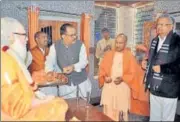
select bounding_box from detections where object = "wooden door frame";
[39,15,81,39]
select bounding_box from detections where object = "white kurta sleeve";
[74,44,88,72]
[45,44,62,73]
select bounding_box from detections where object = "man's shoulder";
[74,40,85,48]
[1,46,16,65]
[104,50,114,57]
[30,46,39,53]
[54,40,62,45]
[174,33,180,42]
[152,36,159,41]
[124,48,134,56]
[1,49,8,58]
[171,33,180,46]
[98,38,104,42]
[97,39,104,44]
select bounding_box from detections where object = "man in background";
[96,28,114,65]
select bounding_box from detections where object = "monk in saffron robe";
[29,31,67,85]
[29,31,50,83]
[99,33,149,121]
[29,31,68,96]
[1,17,68,121]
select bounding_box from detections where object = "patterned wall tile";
[154,0,180,13]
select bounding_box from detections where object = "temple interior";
[1,0,180,121]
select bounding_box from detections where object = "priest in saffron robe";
[29,31,68,96]
[98,33,149,121]
[1,17,68,121]
[29,31,50,83]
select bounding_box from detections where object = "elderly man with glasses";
[1,17,68,121]
[142,14,180,121]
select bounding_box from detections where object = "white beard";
[11,40,27,62]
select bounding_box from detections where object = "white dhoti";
[150,93,178,121]
[100,52,130,121]
[58,78,92,99]
[101,82,130,121]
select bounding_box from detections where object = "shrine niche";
[143,21,156,49]
[136,21,156,52]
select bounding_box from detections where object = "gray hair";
[157,14,175,25]
[1,17,23,46]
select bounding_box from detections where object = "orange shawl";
[98,48,149,116]
[29,46,49,73]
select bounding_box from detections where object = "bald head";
[115,33,127,52]
[1,17,27,46]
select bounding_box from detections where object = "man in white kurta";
[45,23,91,99]
[96,28,115,65]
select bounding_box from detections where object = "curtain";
[28,6,40,49]
[80,13,92,72]
[80,13,91,56]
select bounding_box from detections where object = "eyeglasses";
[65,34,77,38]
[13,32,28,40]
[156,24,172,27]
[13,32,27,36]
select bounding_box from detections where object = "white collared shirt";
[157,36,166,52]
[45,43,88,73]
